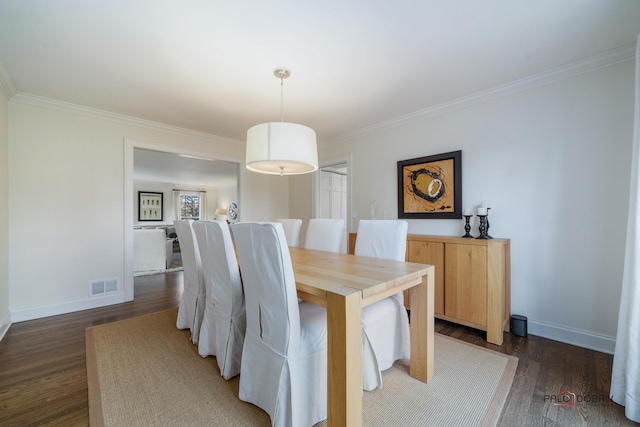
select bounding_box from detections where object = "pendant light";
[245,67,318,176]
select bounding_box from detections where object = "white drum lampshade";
[246,122,318,175]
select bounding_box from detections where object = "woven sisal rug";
[86,309,517,426]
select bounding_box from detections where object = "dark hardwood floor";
[0,272,636,426]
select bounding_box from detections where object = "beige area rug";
[86,309,517,427]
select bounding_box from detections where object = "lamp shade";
[246,122,318,175]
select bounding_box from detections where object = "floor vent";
[90,278,119,297]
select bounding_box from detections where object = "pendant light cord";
[280,74,284,122]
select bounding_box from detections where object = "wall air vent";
[90,278,119,297]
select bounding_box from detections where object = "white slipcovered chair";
[233,222,328,427]
[355,219,411,391]
[174,220,206,345]
[275,218,303,247]
[193,220,246,379]
[303,218,345,253]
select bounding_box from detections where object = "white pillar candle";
[463,208,472,216]
[477,207,487,215]
[481,200,490,208]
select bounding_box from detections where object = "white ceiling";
[134,148,238,188]
[1,1,640,145]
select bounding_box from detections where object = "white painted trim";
[10,293,126,323]
[123,138,244,301]
[321,42,637,147]
[0,59,16,100]
[124,140,135,301]
[528,318,616,355]
[10,92,244,146]
[0,311,11,342]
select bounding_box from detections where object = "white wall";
[239,174,289,222]
[203,187,219,220]
[214,183,237,219]
[310,61,635,353]
[289,174,313,244]
[0,87,9,339]
[8,97,287,321]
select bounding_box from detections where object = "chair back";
[174,220,205,289]
[193,220,246,378]
[304,218,345,253]
[355,220,410,391]
[192,220,243,315]
[275,218,303,247]
[232,222,300,355]
[174,219,206,343]
[354,220,408,261]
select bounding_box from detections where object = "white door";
[318,164,348,252]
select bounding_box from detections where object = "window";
[180,194,201,220]
[173,190,206,221]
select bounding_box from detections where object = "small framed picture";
[138,191,164,221]
[397,150,462,219]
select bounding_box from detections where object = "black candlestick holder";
[462,215,473,238]
[485,208,494,239]
[476,215,491,239]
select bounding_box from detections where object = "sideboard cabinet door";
[407,241,445,315]
[444,243,487,328]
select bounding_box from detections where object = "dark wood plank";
[0,271,636,426]
[0,272,183,427]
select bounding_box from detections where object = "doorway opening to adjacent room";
[124,139,241,302]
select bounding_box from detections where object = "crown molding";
[5,41,635,148]
[10,92,244,146]
[0,59,17,100]
[320,42,637,148]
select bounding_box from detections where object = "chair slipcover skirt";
[174,220,206,345]
[193,220,246,379]
[233,222,328,427]
[356,219,411,391]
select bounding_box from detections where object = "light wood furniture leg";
[486,242,505,345]
[326,287,363,427]
[409,269,434,382]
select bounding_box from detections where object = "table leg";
[326,287,362,427]
[409,269,435,382]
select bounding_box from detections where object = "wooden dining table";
[288,247,435,427]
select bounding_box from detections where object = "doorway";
[315,157,351,253]
[124,139,242,302]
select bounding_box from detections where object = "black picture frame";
[138,191,164,221]
[397,150,462,219]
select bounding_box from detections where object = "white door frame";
[123,138,242,301]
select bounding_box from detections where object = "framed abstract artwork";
[138,191,164,221]
[397,150,462,219]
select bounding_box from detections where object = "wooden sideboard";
[348,233,510,345]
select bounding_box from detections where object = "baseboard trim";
[528,319,616,355]
[10,293,126,323]
[0,311,11,342]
